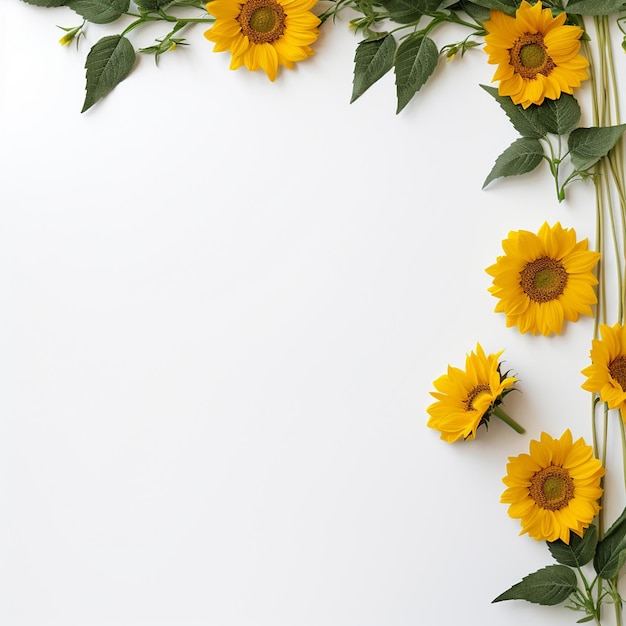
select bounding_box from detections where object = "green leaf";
[466,0,517,15]
[134,0,172,7]
[82,35,136,113]
[493,565,577,605]
[481,89,581,138]
[568,124,626,172]
[533,94,581,135]
[394,35,438,114]
[594,507,626,579]
[380,0,424,23]
[481,85,548,138]
[351,35,397,104]
[67,0,130,23]
[565,0,626,15]
[548,525,598,568]
[483,137,544,188]
[458,0,491,22]
[20,0,68,6]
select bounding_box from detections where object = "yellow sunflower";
[204,0,320,81]
[582,323,626,422]
[427,343,520,443]
[486,222,599,336]
[484,1,588,108]
[501,430,604,543]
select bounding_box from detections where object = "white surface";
[0,3,620,625]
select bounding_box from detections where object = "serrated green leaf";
[134,0,171,7]
[533,94,581,135]
[483,137,544,188]
[548,525,598,568]
[380,0,424,23]
[351,35,396,104]
[82,35,136,113]
[466,0,517,15]
[594,507,626,579]
[481,85,548,138]
[565,0,626,15]
[67,0,130,23]
[458,0,491,22]
[394,36,438,114]
[568,124,626,172]
[481,88,580,138]
[20,0,68,5]
[493,565,577,605]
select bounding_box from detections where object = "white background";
[1,2,622,625]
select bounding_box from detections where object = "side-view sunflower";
[204,0,320,81]
[484,1,588,108]
[582,323,626,422]
[427,343,521,443]
[501,430,604,543]
[486,222,600,336]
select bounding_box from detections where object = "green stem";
[491,406,525,434]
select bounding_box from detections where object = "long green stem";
[491,406,525,434]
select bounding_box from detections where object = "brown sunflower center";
[464,384,490,411]
[609,355,626,390]
[237,0,286,44]
[529,466,575,511]
[519,256,568,302]
[510,33,555,79]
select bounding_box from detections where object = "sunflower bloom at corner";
[501,430,604,543]
[582,323,626,423]
[486,222,600,336]
[204,0,320,81]
[427,343,522,443]
[483,0,588,109]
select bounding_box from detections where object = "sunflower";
[501,430,604,543]
[483,1,588,108]
[427,344,519,443]
[581,323,626,422]
[204,0,320,81]
[486,222,599,336]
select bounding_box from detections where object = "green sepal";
[482,137,544,188]
[548,525,598,568]
[568,124,626,172]
[351,35,397,104]
[594,506,626,579]
[67,0,130,23]
[394,35,438,114]
[564,0,626,15]
[81,35,136,113]
[492,565,577,605]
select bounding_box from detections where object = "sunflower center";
[238,0,286,44]
[510,33,556,79]
[464,384,490,411]
[529,466,575,511]
[609,355,626,390]
[519,256,568,303]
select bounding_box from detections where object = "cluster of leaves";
[20,0,212,112]
[494,507,626,622]
[330,0,626,114]
[482,86,626,201]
